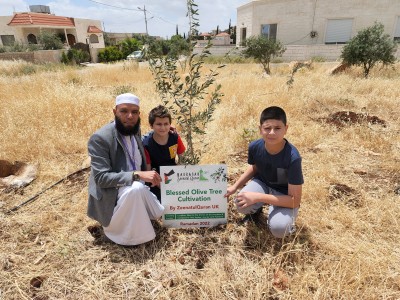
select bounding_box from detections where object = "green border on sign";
[164,213,225,220]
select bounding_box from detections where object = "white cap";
[115,93,140,107]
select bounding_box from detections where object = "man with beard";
[87,93,165,246]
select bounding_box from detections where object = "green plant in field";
[341,22,397,78]
[241,128,258,145]
[286,61,312,89]
[311,56,325,62]
[241,35,285,75]
[148,0,224,165]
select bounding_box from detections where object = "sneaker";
[88,224,114,245]
[87,224,103,238]
[239,207,263,225]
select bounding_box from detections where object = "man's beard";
[115,116,140,136]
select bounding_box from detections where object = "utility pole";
[137,5,148,36]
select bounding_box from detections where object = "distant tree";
[168,35,190,59]
[103,32,112,46]
[241,35,285,74]
[231,25,237,44]
[147,39,170,56]
[341,22,397,78]
[216,25,219,35]
[118,38,142,58]
[176,25,179,36]
[37,31,64,50]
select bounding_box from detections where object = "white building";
[237,0,400,59]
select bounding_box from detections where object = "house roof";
[216,32,230,37]
[200,32,211,36]
[8,12,75,27]
[87,25,102,33]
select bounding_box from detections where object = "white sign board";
[160,164,227,228]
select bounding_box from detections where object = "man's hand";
[137,170,162,187]
[235,191,259,208]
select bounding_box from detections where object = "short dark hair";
[148,105,172,125]
[260,106,287,125]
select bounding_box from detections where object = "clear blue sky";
[2,0,246,38]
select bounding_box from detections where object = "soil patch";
[322,111,386,128]
[328,183,362,207]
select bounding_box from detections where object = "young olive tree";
[241,36,285,75]
[341,22,397,78]
[148,0,224,164]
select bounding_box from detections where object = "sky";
[1,0,247,38]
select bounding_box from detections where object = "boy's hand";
[224,186,237,199]
[235,192,258,208]
[169,126,177,134]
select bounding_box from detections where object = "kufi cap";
[115,93,140,107]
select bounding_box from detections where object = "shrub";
[98,46,123,63]
[61,49,90,65]
[341,22,397,78]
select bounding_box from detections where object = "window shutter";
[325,19,353,44]
[395,16,400,38]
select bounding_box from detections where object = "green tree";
[37,31,64,50]
[147,39,170,56]
[168,35,191,59]
[148,0,224,164]
[241,35,285,75]
[341,22,397,78]
[118,38,142,58]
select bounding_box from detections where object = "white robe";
[103,135,164,246]
[103,182,165,245]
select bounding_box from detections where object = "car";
[127,50,144,61]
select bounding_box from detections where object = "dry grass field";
[0,59,399,299]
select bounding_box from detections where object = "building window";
[394,16,400,42]
[325,19,353,44]
[261,24,277,40]
[240,27,247,43]
[89,34,99,44]
[1,35,15,46]
[27,34,37,44]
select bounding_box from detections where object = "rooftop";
[8,12,75,27]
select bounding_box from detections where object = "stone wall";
[194,44,400,62]
[0,51,34,62]
[0,50,64,63]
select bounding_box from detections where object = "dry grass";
[0,59,399,299]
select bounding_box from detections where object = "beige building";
[237,0,400,46]
[0,5,104,49]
